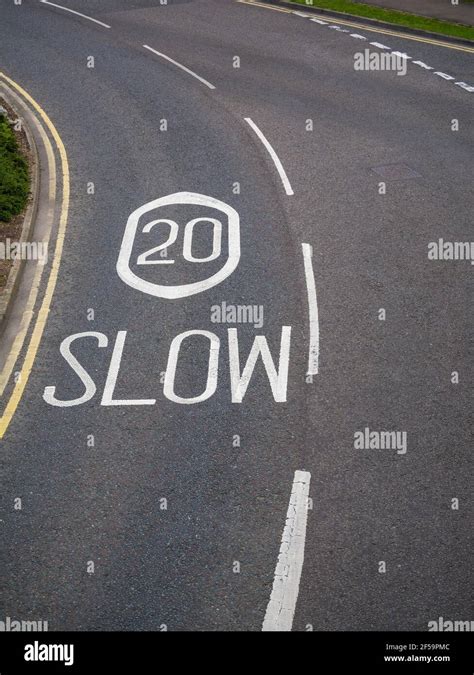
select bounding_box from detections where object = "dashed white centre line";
[302,243,319,376]
[244,117,294,196]
[39,0,111,28]
[370,41,391,49]
[262,470,311,632]
[434,71,455,80]
[143,45,216,90]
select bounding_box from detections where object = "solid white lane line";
[262,470,311,632]
[39,0,111,28]
[244,118,294,196]
[143,45,216,90]
[302,243,319,376]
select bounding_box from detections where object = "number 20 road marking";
[116,192,240,299]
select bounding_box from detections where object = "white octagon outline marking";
[116,192,241,299]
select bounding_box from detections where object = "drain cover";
[371,163,421,179]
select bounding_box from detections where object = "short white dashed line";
[262,470,311,632]
[413,60,434,70]
[244,118,294,196]
[290,10,474,94]
[434,71,455,80]
[454,81,474,92]
[143,45,216,90]
[293,11,310,18]
[302,243,319,376]
[39,0,111,28]
[370,41,391,49]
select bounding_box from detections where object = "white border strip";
[244,117,294,196]
[263,470,311,631]
[40,0,111,28]
[302,243,319,376]
[143,45,216,90]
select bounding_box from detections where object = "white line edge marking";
[262,470,311,632]
[244,118,294,196]
[39,0,111,28]
[143,45,216,90]
[302,243,319,376]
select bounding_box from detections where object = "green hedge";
[288,0,474,40]
[0,113,29,222]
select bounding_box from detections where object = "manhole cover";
[371,163,421,179]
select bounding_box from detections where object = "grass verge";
[286,0,474,41]
[0,112,29,223]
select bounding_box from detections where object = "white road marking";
[302,243,319,376]
[370,41,391,49]
[412,60,434,69]
[164,330,220,404]
[244,118,294,196]
[240,0,474,93]
[117,192,240,299]
[228,327,291,403]
[39,0,111,28]
[262,470,311,632]
[455,81,474,92]
[434,71,455,80]
[143,45,216,90]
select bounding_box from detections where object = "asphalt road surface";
[0,0,472,632]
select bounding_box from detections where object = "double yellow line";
[238,0,474,53]
[0,73,70,439]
